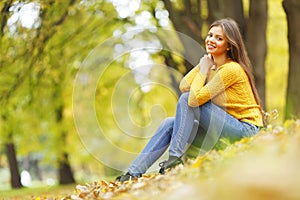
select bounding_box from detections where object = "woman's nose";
[207,37,215,43]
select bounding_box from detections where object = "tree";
[161,0,204,71]
[1,0,125,187]
[223,0,246,37]
[0,0,79,186]
[283,0,300,119]
[245,0,268,109]
[2,113,22,188]
[5,143,22,188]
[0,0,23,189]
[39,0,78,185]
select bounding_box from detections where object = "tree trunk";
[0,0,13,36]
[162,0,203,71]
[245,0,268,109]
[283,0,300,119]
[5,140,23,188]
[2,112,23,189]
[55,104,76,185]
[58,152,75,185]
[207,0,222,25]
[223,0,246,37]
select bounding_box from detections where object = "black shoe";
[115,172,141,183]
[159,156,183,174]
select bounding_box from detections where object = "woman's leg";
[168,92,200,158]
[129,92,199,174]
[127,117,175,175]
[157,92,200,174]
[184,125,206,159]
[196,101,260,152]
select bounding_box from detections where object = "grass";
[0,184,75,200]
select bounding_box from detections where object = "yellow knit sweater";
[179,61,263,127]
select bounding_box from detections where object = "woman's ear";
[226,44,231,51]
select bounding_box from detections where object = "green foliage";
[0,0,121,180]
[0,184,75,199]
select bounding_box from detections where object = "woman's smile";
[206,43,216,50]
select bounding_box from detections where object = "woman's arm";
[179,64,200,92]
[188,64,240,107]
[179,54,214,93]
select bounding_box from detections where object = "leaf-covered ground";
[40,120,300,200]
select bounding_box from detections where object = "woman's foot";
[159,156,183,174]
[115,172,141,183]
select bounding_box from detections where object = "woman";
[116,18,264,182]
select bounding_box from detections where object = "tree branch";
[182,16,202,39]
[0,0,13,36]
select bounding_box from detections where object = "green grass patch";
[0,184,75,200]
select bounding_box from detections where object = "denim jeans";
[128,92,260,175]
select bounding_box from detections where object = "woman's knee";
[158,117,174,137]
[178,92,189,104]
[163,117,175,126]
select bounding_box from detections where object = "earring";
[227,48,230,51]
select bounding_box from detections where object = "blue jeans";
[128,92,260,175]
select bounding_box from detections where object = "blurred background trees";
[282,0,300,119]
[0,0,297,189]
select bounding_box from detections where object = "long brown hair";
[209,18,266,126]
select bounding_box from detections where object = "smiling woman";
[115,18,264,183]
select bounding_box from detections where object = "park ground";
[2,120,300,200]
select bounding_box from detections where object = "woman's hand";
[199,54,214,74]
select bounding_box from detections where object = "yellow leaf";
[192,156,206,168]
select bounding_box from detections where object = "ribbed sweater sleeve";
[179,64,200,93]
[188,63,238,107]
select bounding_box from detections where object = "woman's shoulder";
[222,61,242,69]
[218,61,243,74]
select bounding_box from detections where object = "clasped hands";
[199,54,215,74]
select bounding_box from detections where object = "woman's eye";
[207,33,223,41]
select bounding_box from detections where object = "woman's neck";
[213,54,231,67]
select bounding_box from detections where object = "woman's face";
[205,25,229,57]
